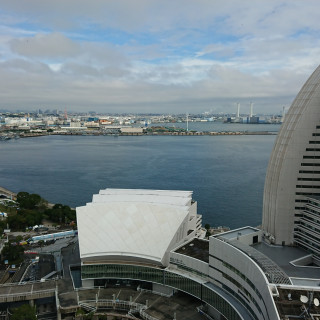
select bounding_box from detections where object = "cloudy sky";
[0,0,319,114]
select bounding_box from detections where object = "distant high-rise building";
[263,65,320,247]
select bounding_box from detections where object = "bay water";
[0,125,278,229]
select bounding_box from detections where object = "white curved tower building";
[263,65,320,246]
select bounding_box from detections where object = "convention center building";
[76,65,320,320]
[77,189,277,320]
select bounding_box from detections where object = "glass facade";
[209,255,269,320]
[164,271,202,298]
[81,263,242,320]
[82,264,164,284]
[201,285,242,320]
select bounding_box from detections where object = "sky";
[0,0,319,114]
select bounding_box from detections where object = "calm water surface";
[0,133,276,228]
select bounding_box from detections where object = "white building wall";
[189,201,197,216]
[169,251,209,278]
[163,214,196,266]
[263,64,320,245]
[209,237,279,320]
[236,230,263,246]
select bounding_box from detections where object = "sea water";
[0,131,277,228]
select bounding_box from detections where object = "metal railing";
[0,288,56,302]
[228,239,291,284]
[137,286,173,298]
[78,299,159,320]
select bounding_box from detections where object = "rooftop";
[216,226,260,240]
[92,188,193,207]
[98,188,192,197]
[77,188,196,265]
[227,239,291,284]
[275,288,320,320]
[174,238,209,263]
[254,242,320,281]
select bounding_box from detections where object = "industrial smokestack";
[236,102,240,118]
[250,102,253,118]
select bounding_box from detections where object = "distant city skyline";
[0,0,319,114]
[0,108,283,117]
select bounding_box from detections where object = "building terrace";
[174,238,209,263]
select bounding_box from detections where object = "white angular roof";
[96,188,192,204]
[99,188,192,196]
[77,189,193,265]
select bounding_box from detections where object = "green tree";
[1,243,24,264]
[205,224,211,238]
[11,304,37,320]
[0,219,6,234]
[16,192,30,208]
[46,204,76,224]
[17,192,42,209]
[7,209,42,230]
[7,213,27,230]
[0,202,16,214]
[15,235,23,243]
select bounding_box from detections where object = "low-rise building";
[76,189,320,320]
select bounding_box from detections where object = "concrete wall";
[152,283,175,296]
[164,214,193,266]
[209,237,279,320]
[120,127,144,133]
[82,279,94,288]
[169,251,209,279]
[263,65,320,245]
[189,201,197,215]
[237,230,262,246]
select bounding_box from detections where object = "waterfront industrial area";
[0,110,282,140]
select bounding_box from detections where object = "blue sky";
[0,0,319,114]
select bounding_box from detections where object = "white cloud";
[10,33,80,59]
[0,0,318,36]
[0,0,319,113]
[48,63,62,72]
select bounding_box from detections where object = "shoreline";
[8,130,279,139]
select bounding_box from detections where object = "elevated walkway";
[0,280,56,303]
